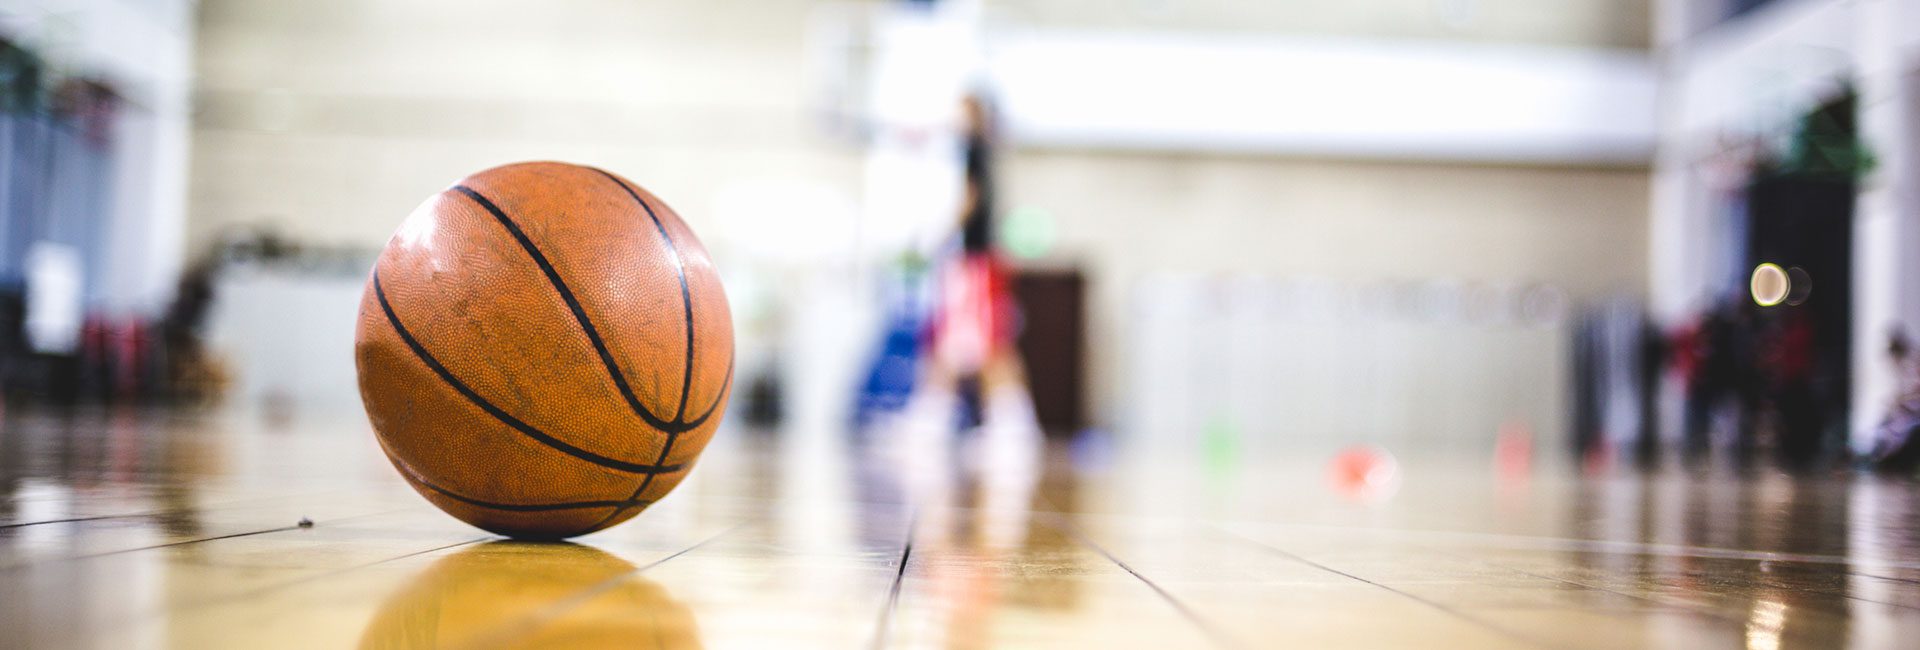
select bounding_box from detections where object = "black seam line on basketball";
[576,359,735,535]
[420,482,651,513]
[583,168,699,423]
[488,170,733,432]
[390,452,658,513]
[566,363,734,538]
[688,357,735,427]
[574,431,680,535]
[574,361,737,534]
[450,184,699,434]
[373,272,685,475]
[562,166,729,539]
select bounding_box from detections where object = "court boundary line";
[0,487,352,529]
[1422,547,1751,625]
[1216,518,1920,575]
[1043,513,1245,650]
[1449,544,1920,616]
[197,535,494,607]
[467,521,749,648]
[0,489,359,530]
[62,534,499,646]
[868,510,917,650]
[0,508,409,571]
[1211,524,1558,650]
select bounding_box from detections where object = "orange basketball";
[354,161,732,539]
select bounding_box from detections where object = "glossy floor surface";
[3,407,1920,649]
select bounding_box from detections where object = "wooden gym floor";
[3,407,1919,649]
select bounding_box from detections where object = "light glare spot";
[1751,263,1788,307]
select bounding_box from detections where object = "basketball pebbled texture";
[355,161,732,539]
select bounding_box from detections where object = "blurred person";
[1690,295,1763,460]
[1634,317,1666,464]
[159,257,227,404]
[852,251,932,434]
[1729,300,1766,457]
[0,290,21,402]
[1894,329,1920,400]
[1759,308,1819,465]
[891,93,1041,473]
[1870,328,1920,471]
[1681,299,1733,457]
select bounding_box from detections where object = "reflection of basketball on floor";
[358,542,700,648]
[356,162,733,539]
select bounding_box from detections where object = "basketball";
[354,161,733,539]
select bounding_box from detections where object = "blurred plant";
[1772,88,1874,182]
[0,39,44,114]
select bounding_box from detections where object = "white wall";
[1855,0,1920,451]
[190,0,866,255]
[990,31,1657,164]
[1007,151,1649,433]
[991,0,1651,49]
[194,0,1654,441]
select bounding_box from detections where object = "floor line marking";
[1734,573,1920,613]
[1425,547,1749,626]
[1854,571,1920,588]
[0,487,365,530]
[0,507,413,571]
[465,521,749,649]
[1043,513,1245,650]
[0,512,170,530]
[45,535,499,647]
[1419,540,1920,615]
[1223,519,1920,572]
[868,510,917,650]
[173,535,495,611]
[1212,525,1559,650]
[65,525,303,562]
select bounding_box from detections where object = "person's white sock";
[902,387,957,438]
[970,384,1041,477]
[985,384,1041,439]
